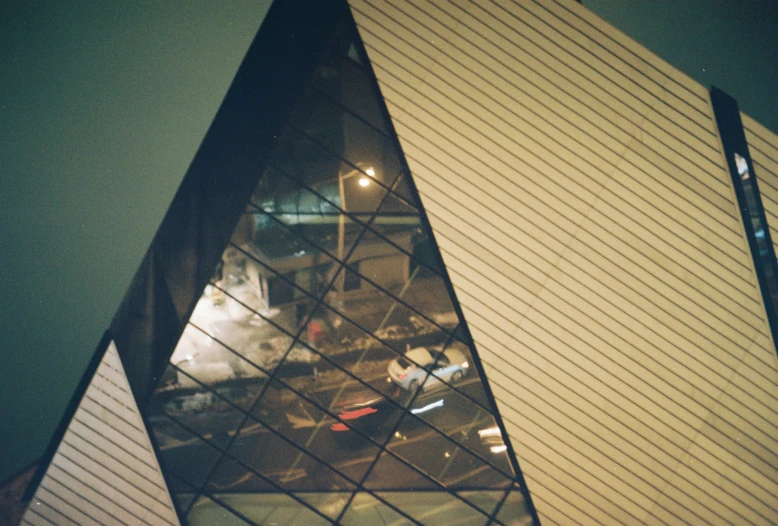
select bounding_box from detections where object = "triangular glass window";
[142,5,536,525]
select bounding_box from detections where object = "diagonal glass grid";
[142,5,535,524]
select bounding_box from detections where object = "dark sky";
[0,1,775,483]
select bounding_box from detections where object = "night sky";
[0,1,775,483]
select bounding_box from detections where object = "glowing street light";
[337,165,375,288]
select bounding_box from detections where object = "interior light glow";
[490,445,508,454]
[358,177,370,187]
[366,167,375,176]
[478,426,501,438]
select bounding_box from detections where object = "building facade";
[19,0,778,525]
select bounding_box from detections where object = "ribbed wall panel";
[21,342,179,526]
[351,0,778,523]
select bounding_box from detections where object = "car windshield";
[397,356,412,369]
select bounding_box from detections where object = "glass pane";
[361,450,439,491]
[370,207,443,276]
[311,48,390,134]
[251,203,364,268]
[295,492,351,522]
[228,416,357,493]
[160,369,253,451]
[270,125,402,218]
[303,304,412,396]
[167,473,197,515]
[340,492,412,525]
[376,491,490,526]
[408,378,514,477]
[457,490,506,519]
[187,495,253,526]
[250,378,382,483]
[495,487,534,526]
[289,88,405,191]
[186,266,308,371]
[149,414,223,490]
[206,455,275,493]
[396,338,493,412]
[372,184,419,216]
[387,413,513,491]
[168,324,269,406]
[321,267,452,356]
[344,225,449,305]
[389,172,422,209]
[215,493,333,526]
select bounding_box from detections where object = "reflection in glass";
[289,88,404,191]
[311,47,390,134]
[267,126,402,216]
[386,413,513,491]
[339,492,410,525]
[187,495,253,526]
[250,379,382,483]
[193,494,333,526]
[376,491,491,525]
[149,414,224,491]
[228,416,356,493]
[496,487,534,526]
[143,8,534,524]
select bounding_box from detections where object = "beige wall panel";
[43,463,141,525]
[478,1,720,160]
[621,143,746,248]
[539,0,710,105]
[31,487,102,526]
[528,0,710,115]
[351,0,778,523]
[22,342,178,526]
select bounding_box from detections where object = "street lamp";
[337,164,374,288]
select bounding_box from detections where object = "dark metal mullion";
[251,176,439,280]
[485,486,514,526]
[169,335,424,526]
[208,282,519,485]
[334,330,493,525]
[168,471,264,526]
[188,200,385,517]
[266,179,506,522]
[259,161,442,277]
[306,80,394,143]
[285,120,409,208]
[180,259,327,517]
[187,308,512,488]
[158,409,336,526]
[227,240,503,421]
[345,8,541,523]
[249,201,461,349]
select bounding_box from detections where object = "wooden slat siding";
[22,343,179,526]
[349,0,778,524]
[743,114,778,260]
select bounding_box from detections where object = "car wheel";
[451,370,464,383]
[409,379,420,392]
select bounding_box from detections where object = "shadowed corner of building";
[0,462,38,526]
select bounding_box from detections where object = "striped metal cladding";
[350,0,778,524]
[21,342,179,526]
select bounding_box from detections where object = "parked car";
[388,345,469,392]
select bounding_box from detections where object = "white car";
[388,345,469,392]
